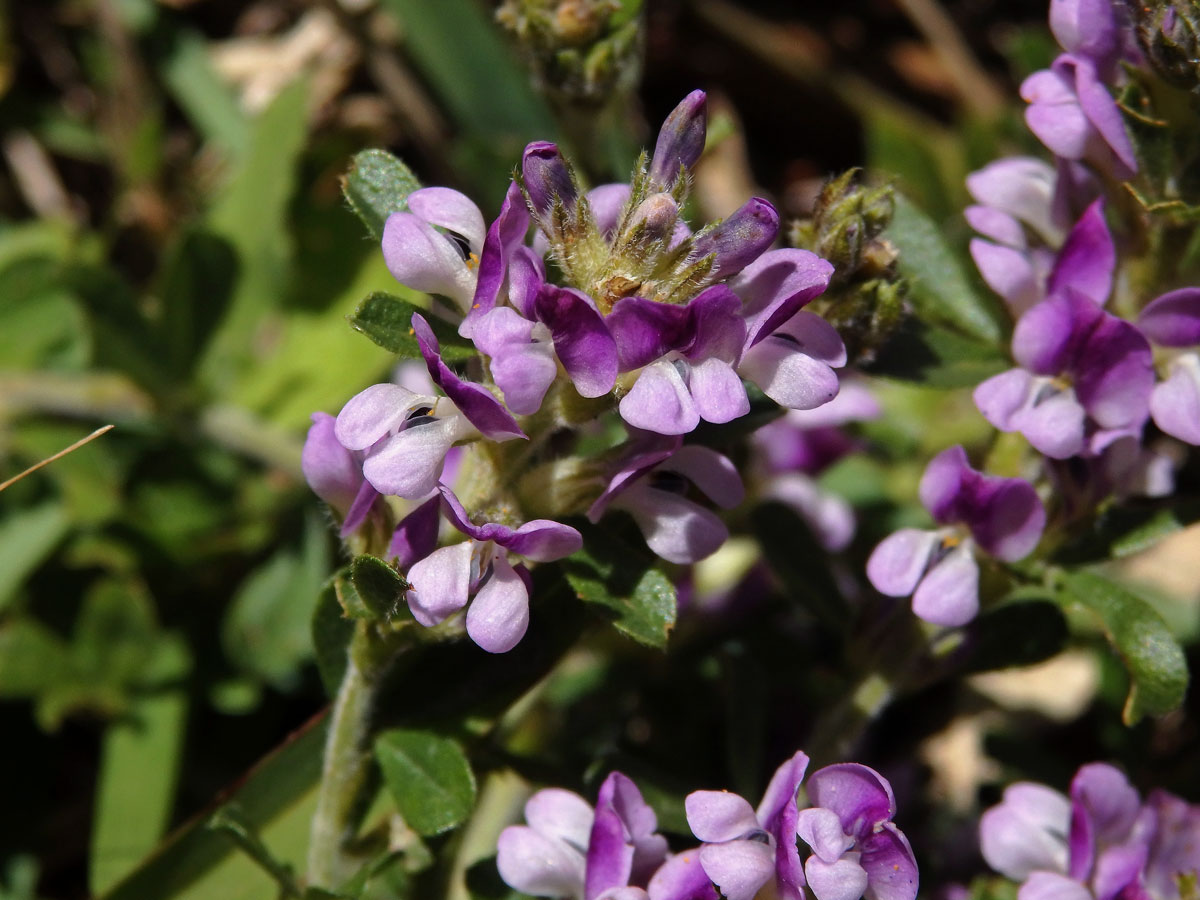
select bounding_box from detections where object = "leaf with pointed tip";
[342,150,422,241]
[347,292,477,362]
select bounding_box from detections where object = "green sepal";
[350,555,409,622]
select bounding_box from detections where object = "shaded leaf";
[1054,499,1200,564]
[347,292,477,362]
[865,316,1008,388]
[341,149,422,241]
[312,583,355,697]
[1058,570,1188,724]
[751,502,849,634]
[0,502,70,614]
[960,600,1068,674]
[374,728,477,836]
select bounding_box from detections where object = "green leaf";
[374,728,477,836]
[562,522,677,648]
[341,149,422,241]
[0,502,70,613]
[155,229,239,382]
[154,25,249,159]
[312,583,355,697]
[888,194,1005,345]
[865,316,1008,388]
[1054,499,1200,564]
[348,292,477,362]
[0,619,70,698]
[351,555,408,621]
[960,600,1068,674]
[333,568,374,621]
[206,805,301,897]
[222,511,330,689]
[1058,570,1189,724]
[89,638,191,895]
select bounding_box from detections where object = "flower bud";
[627,192,680,243]
[688,197,779,278]
[522,141,578,216]
[648,90,707,190]
[1132,1,1200,91]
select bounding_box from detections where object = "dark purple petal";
[1073,313,1154,429]
[341,480,380,537]
[1137,287,1200,348]
[697,841,775,900]
[303,412,364,513]
[390,494,441,569]
[911,544,980,626]
[497,824,587,898]
[648,90,707,190]
[918,445,971,524]
[805,764,897,838]
[866,529,938,598]
[405,541,474,627]
[979,783,1071,880]
[598,773,668,886]
[523,141,576,215]
[412,313,526,440]
[535,285,619,397]
[683,286,746,363]
[758,750,809,900]
[689,199,780,279]
[608,298,692,371]
[508,246,547,320]
[1012,292,1098,375]
[1047,199,1114,305]
[586,435,680,523]
[858,823,919,900]
[685,791,760,843]
[462,182,532,333]
[1150,355,1200,444]
[466,554,529,653]
[1068,763,1141,878]
[731,249,835,350]
[968,477,1046,562]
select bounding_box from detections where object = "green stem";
[307,623,405,889]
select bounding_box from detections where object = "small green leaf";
[866,317,1008,387]
[0,620,70,698]
[961,600,1068,674]
[0,502,70,613]
[1058,570,1189,724]
[1054,499,1200,564]
[350,555,408,621]
[562,522,677,648]
[341,149,422,241]
[333,569,373,620]
[374,728,477,836]
[888,194,1005,345]
[347,292,477,362]
[312,583,355,696]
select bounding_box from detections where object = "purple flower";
[683,750,810,900]
[974,288,1155,459]
[460,181,533,337]
[587,436,744,564]
[497,772,668,900]
[796,763,918,900]
[382,187,487,314]
[302,411,379,537]
[1137,287,1200,445]
[1049,0,1127,77]
[1020,54,1137,180]
[404,486,581,652]
[867,446,1045,626]
[980,763,1199,900]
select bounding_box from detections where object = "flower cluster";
[496,752,918,900]
[303,90,848,651]
[980,762,1200,900]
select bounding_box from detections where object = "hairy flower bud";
[522,141,578,216]
[1131,0,1200,91]
[689,197,780,278]
[648,90,707,190]
[627,192,680,243]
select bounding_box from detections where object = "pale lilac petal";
[335,383,430,450]
[974,368,1036,431]
[472,305,537,357]
[970,478,1046,562]
[758,750,809,898]
[362,416,470,498]
[1047,199,1113,305]
[406,187,486,255]
[866,529,938,597]
[506,519,584,562]
[586,437,680,524]
[1013,388,1087,459]
[341,480,379,536]
[1070,763,1140,850]
[685,791,761,843]
[697,841,775,900]
[525,788,595,849]
[911,544,980,627]
[497,824,587,899]
[466,555,529,653]
[732,249,835,349]
[965,206,1026,247]
[765,474,856,551]
[1151,355,1200,444]
[1074,56,1137,178]
[405,542,473,627]
[966,157,1062,244]
[806,764,896,837]
[646,850,718,900]
[620,360,701,435]
[803,855,869,900]
[1137,287,1200,347]
[589,184,633,238]
[596,773,667,885]
[969,240,1042,314]
[689,357,750,424]
[1073,314,1154,429]
[980,783,1071,880]
[412,313,526,440]
[658,445,745,509]
[782,381,879,429]
[1050,0,1119,70]
[536,285,619,397]
[918,445,971,523]
[598,889,650,900]
[490,343,558,416]
[619,487,730,564]
[382,213,476,308]
[859,824,918,900]
[1018,871,1093,900]
[796,807,854,864]
[1022,66,1093,161]
[1013,293,1094,375]
[303,412,363,511]
[507,246,546,320]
